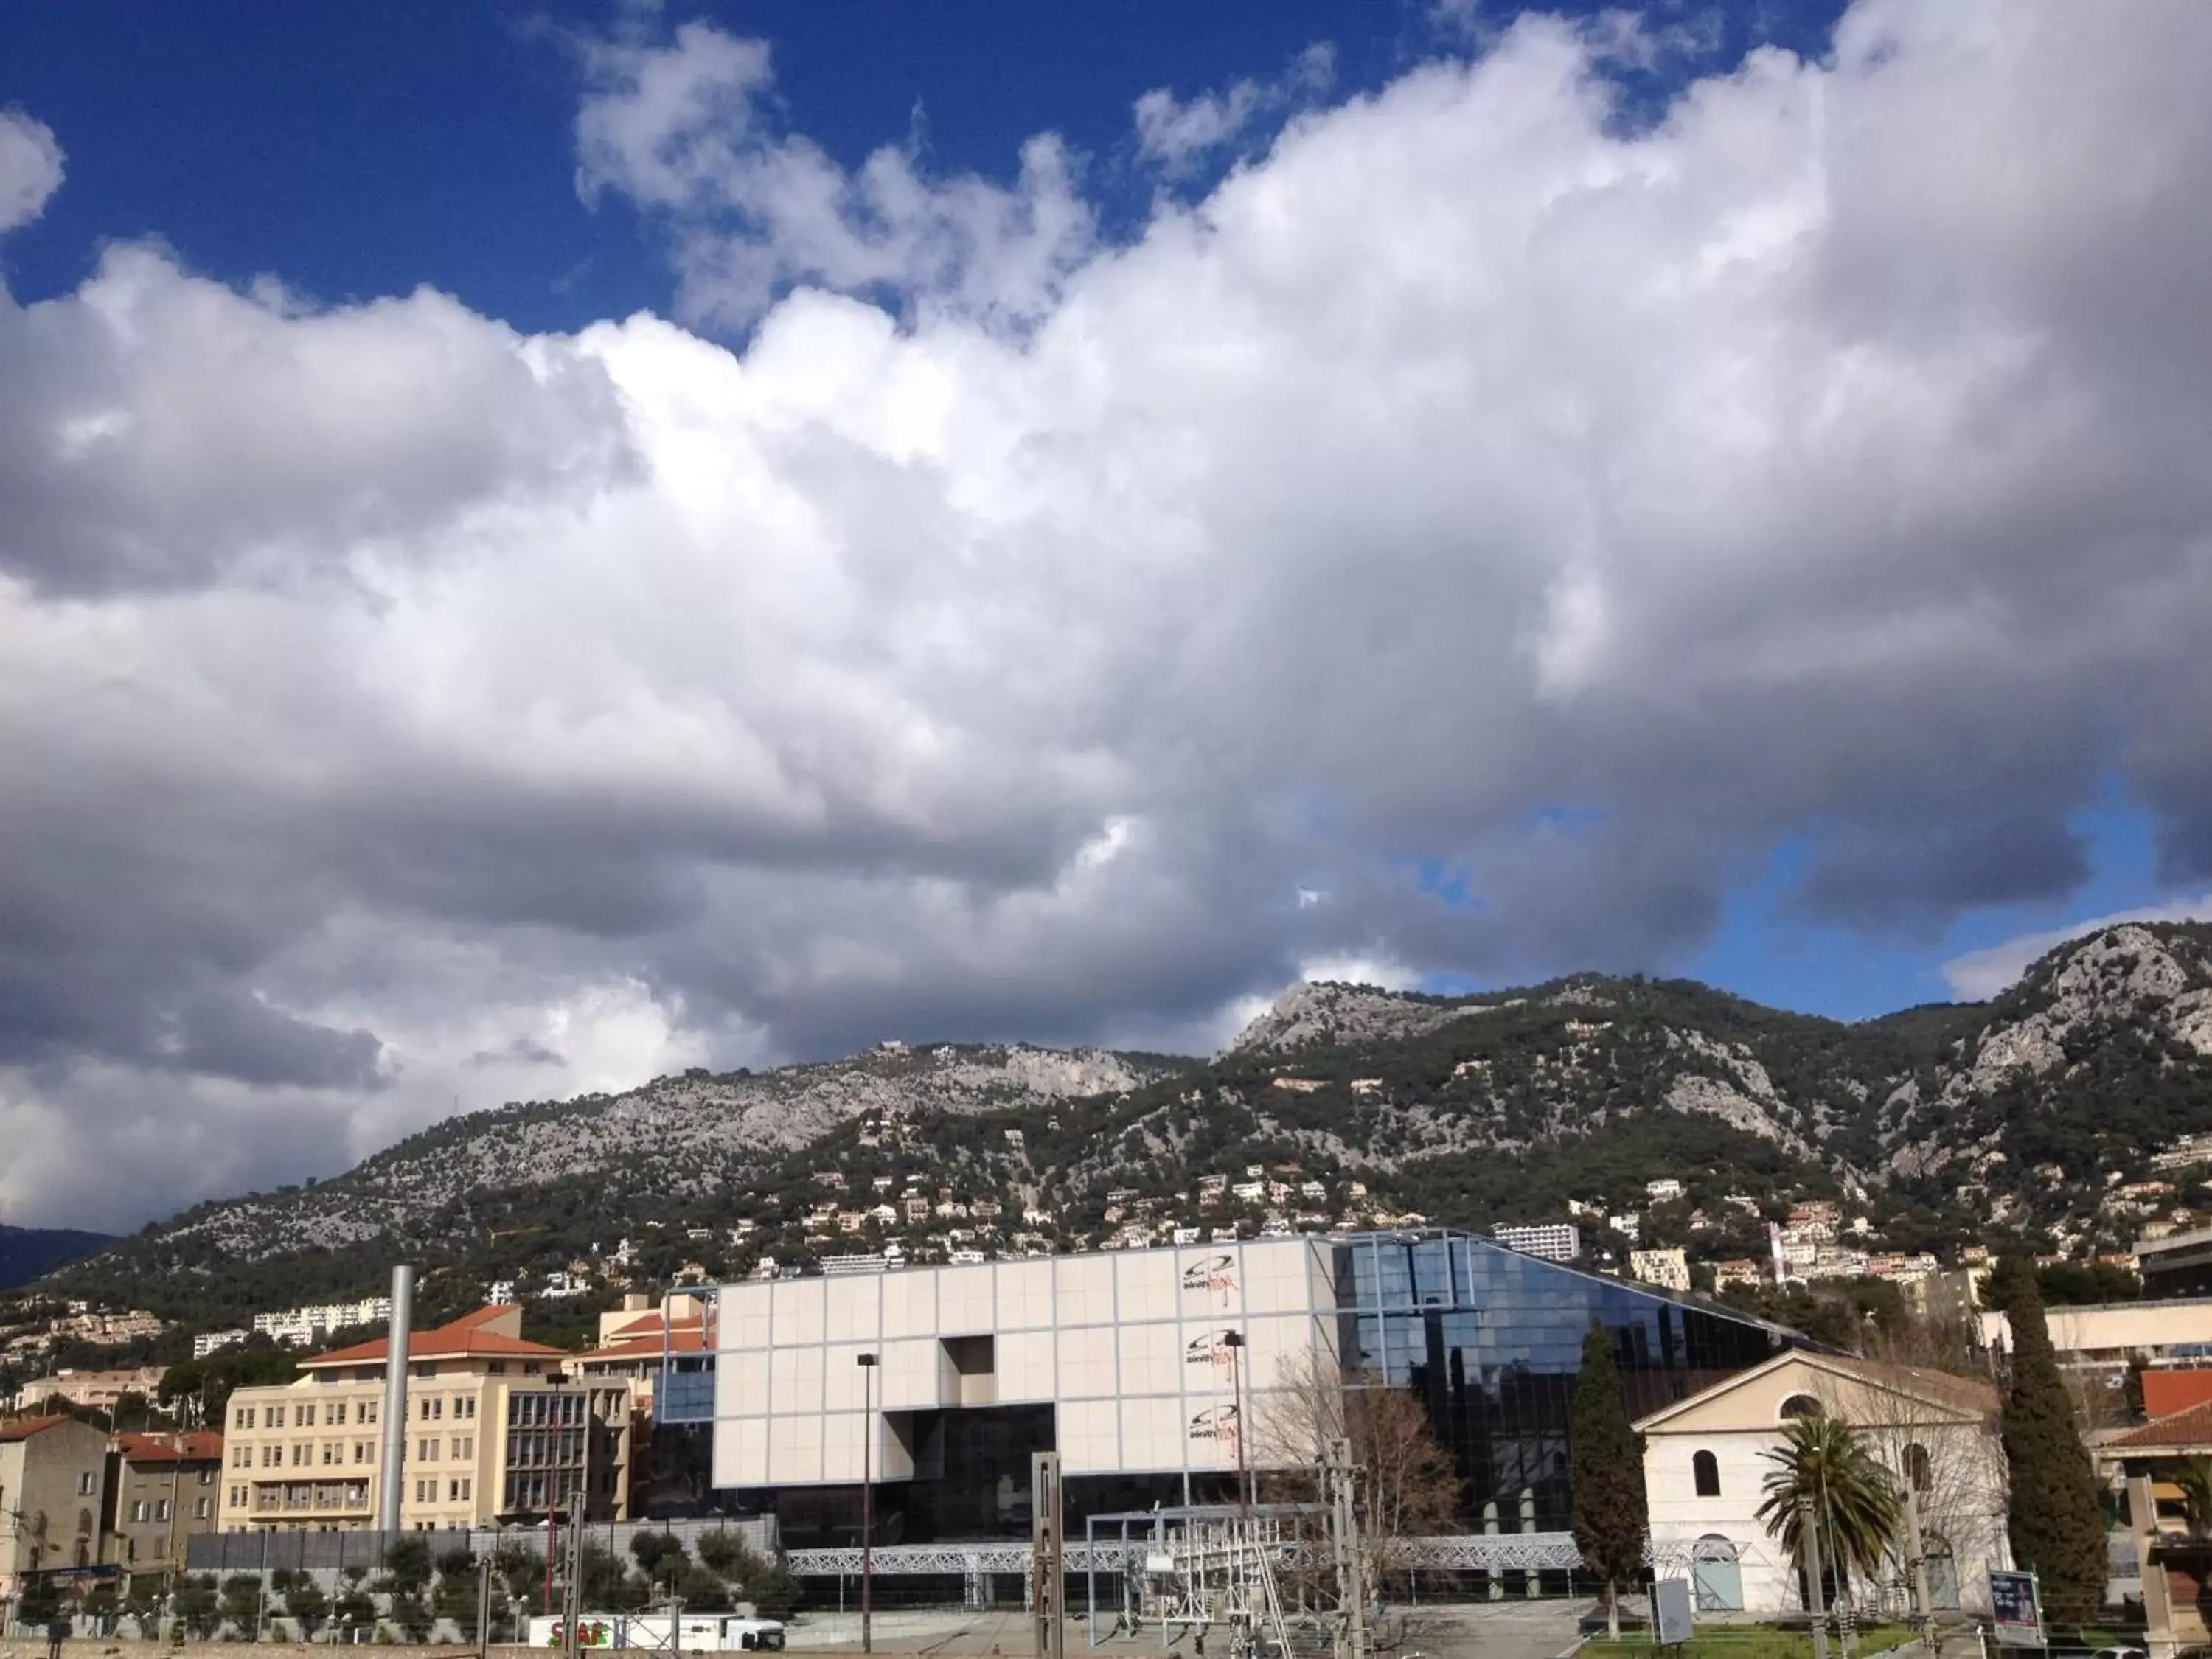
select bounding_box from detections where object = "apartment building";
[216,1306,632,1534]
[1491,1222,1581,1263]
[0,1416,110,1601]
[10,1366,168,1415]
[103,1430,223,1576]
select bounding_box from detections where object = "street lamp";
[1220,1332,1250,1513]
[855,1354,879,1655]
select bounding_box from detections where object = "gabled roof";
[302,1305,565,1369]
[114,1430,224,1464]
[2108,1400,2212,1453]
[0,1415,75,1441]
[1633,1348,1998,1434]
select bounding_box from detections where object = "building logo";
[1181,1254,1236,1295]
[1188,1403,1241,1446]
[1185,1330,1239,1373]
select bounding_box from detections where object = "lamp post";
[855,1354,879,1655]
[1220,1332,1250,1513]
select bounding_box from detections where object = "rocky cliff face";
[147,1043,1178,1264]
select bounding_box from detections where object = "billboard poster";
[1987,1571,2044,1648]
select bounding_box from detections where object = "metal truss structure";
[785,1531,1583,1577]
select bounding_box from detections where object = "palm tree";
[1756,1413,1905,1604]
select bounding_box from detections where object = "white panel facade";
[713,1239,1335,1490]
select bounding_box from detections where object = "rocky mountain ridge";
[21,923,2212,1346]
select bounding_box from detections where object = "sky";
[4,0,2212,1231]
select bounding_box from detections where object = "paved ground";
[783,1597,1593,1659]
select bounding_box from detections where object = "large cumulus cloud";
[5,0,2212,1228]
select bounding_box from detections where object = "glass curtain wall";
[1338,1231,1801,1532]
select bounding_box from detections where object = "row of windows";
[509,1392,586,1427]
[234,1399,378,1430]
[411,1477,473,1503]
[1686,1439,1933,1498]
[419,1395,479,1421]
[125,1497,209,1523]
[234,1436,481,1469]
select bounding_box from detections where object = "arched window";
[1780,1393,1824,1420]
[1903,1441,1933,1493]
[1693,1449,1722,1497]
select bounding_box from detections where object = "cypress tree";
[1571,1323,1650,1637]
[1989,1254,2107,1625]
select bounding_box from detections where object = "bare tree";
[1251,1347,1463,1596]
[1816,1362,2010,1621]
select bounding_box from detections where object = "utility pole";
[1221,1332,1251,1512]
[1326,1438,1368,1659]
[1904,1488,1934,1652]
[1032,1453,1064,1659]
[856,1353,878,1655]
[476,1552,494,1659]
[1801,1497,1831,1659]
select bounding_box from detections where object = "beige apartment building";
[217,1306,631,1534]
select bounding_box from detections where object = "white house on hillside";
[1636,1350,2008,1619]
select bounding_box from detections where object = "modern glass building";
[703,1230,1803,1548]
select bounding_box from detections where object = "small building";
[1629,1247,1691,1293]
[10,1366,168,1416]
[104,1430,224,1577]
[1638,1351,2006,1618]
[1492,1222,1580,1263]
[0,1415,110,1601]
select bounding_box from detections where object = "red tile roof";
[0,1415,74,1441]
[302,1306,566,1369]
[2110,1399,2212,1451]
[114,1430,224,1464]
[577,1324,710,1363]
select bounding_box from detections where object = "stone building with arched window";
[1635,1351,2008,1619]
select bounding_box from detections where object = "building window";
[237,1406,257,1430]
[269,1405,286,1428]
[198,1467,216,1485]
[77,1472,96,1496]
[1779,1394,1823,1420]
[126,1539,137,1564]
[1903,1442,1933,1494]
[131,1501,147,1524]
[362,1402,378,1425]
[1692,1450,1721,1498]
[332,1402,347,1425]
[153,1499,170,1522]
[195,1497,211,1520]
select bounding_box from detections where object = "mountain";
[20,922,2212,1349]
[0,1224,114,1289]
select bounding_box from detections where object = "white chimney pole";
[375,1266,414,1534]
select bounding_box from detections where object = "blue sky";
[0,0,1843,330]
[4,1,2211,1225]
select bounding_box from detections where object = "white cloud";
[0,109,62,233]
[5,1,2212,1225]
[574,24,1093,328]
[1133,44,1335,176]
[1942,895,2212,1001]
